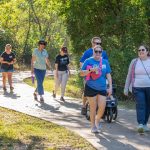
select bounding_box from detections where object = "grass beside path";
[24,75,135,109]
[0,107,95,150]
[24,75,83,99]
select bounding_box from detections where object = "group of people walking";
[31,40,70,102]
[1,37,150,134]
[79,37,150,134]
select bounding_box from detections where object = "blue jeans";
[34,68,46,95]
[133,87,150,125]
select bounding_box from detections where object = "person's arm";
[0,53,10,64]
[80,62,83,68]
[55,63,58,78]
[106,73,112,97]
[45,58,51,70]
[80,66,97,77]
[124,59,135,96]
[0,57,9,64]
[80,50,90,64]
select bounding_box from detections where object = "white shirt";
[134,58,150,87]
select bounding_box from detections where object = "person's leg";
[2,72,7,90]
[95,94,106,128]
[133,88,146,125]
[60,71,68,99]
[53,71,62,97]
[81,79,87,115]
[88,96,97,129]
[144,87,150,126]
[133,87,146,133]
[34,69,46,96]
[81,94,87,115]
[7,72,13,88]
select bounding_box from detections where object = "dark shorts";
[84,84,107,97]
[1,68,14,72]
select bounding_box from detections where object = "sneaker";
[81,107,86,115]
[95,121,102,131]
[52,90,56,98]
[10,87,14,92]
[143,125,150,132]
[91,126,99,133]
[33,93,38,100]
[3,87,7,91]
[40,97,44,103]
[60,96,65,101]
[137,124,144,133]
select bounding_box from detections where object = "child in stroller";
[85,81,118,123]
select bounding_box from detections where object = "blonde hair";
[93,45,103,51]
[5,44,12,51]
[91,37,101,44]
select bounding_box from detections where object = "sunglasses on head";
[94,50,102,54]
[138,49,146,52]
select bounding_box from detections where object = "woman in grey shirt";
[124,45,150,133]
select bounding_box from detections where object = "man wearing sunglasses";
[80,37,109,115]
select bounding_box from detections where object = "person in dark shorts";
[0,44,16,92]
[80,45,112,133]
[52,46,70,101]
[80,37,108,115]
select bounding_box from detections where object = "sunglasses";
[94,50,102,54]
[138,49,146,52]
[93,42,101,45]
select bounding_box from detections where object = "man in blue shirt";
[80,37,108,115]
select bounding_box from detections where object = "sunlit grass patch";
[24,75,83,99]
[0,107,95,149]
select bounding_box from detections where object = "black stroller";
[85,83,118,123]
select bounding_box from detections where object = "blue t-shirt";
[81,57,111,91]
[32,48,48,70]
[80,48,108,63]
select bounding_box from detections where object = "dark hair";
[38,39,47,46]
[61,46,68,52]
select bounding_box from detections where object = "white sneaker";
[137,124,144,133]
[143,125,150,132]
[91,126,99,133]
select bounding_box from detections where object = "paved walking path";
[0,71,150,150]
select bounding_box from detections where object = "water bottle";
[31,74,35,84]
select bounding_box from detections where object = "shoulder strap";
[140,59,150,79]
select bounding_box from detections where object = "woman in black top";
[52,46,70,101]
[0,44,16,92]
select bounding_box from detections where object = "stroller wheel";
[113,107,118,120]
[107,107,113,123]
[85,103,90,120]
